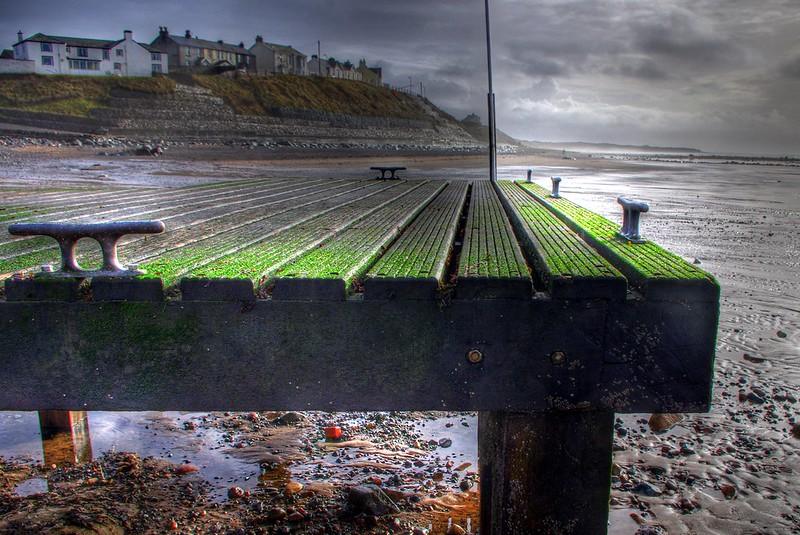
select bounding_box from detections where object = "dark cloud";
[1,0,798,154]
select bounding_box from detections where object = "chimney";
[159,26,169,38]
[185,30,192,38]
[255,35,263,44]
[217,39,223,44]
[123,30,132,40]
[239,41,244,48]
[17,30,23,43]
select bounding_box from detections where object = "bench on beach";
[0,176,719,534]
[370,166,406,180]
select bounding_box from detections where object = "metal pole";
[317,41,322,76]
[485,0,497,182]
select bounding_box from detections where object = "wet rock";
[268,507,287,521]
[676,496,700,513]
[287,511,305,522]
[447,524,467,535]
[777,330,787,338]
[272,412,308,426]
[346,484,400,516]
[791,423,800,440]
[720,483,737,499]
[632,481,662,497]
[174,463,199,475]
[459,478,474,492]
[648,413,684,433]
[438,438,453,448]
[228,486,245,500]
[412,528,429,535]
[743,353,765,363]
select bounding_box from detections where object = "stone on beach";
[346,484,400,516]
[648,413,684,433]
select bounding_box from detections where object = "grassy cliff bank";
[191,74,428,120]
[0,74,175,116]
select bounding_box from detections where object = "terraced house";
[11,30,167,76]
[150,27,254,73]
[249,35,306,75]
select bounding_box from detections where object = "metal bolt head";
[40,264,54,273]
[467,349,483,364]
[550,350,566,365]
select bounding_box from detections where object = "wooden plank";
[363,181,468,300]
[272,181,446,300]
[180,181,430,299]
[0,297,716,412]
[456,181,532,299]
[0,179,356,277]
[496,181,626,300]
[479,411,613,535]
[518,181,720,302]
[137,181,395,287]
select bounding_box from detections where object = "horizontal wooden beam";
[0,294,716,413]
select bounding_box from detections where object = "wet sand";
[0,146,798,534]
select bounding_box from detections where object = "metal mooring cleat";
[550,176,562,198]
[8,221,165,277]
[617,197,649,243]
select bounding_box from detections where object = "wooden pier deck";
[0,176,719,534]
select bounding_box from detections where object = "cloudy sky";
[3,0,800,154]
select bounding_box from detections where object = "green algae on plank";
[497,181,625,299]
[1,180,362,279]
[273,181,445,286]
[517,181,717,286]
[140,181,402,286]
[186,182,428,283]
[458,181,529,279]
[367,181,468,281]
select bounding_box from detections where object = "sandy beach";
[0,145,797,534]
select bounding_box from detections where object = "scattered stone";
[272,412,308,426]
[648,413,684,433]
[228,486,245,500]
[174,463,199,475]
[791,423,800,440]
[743,353,766,363]
[632,481,662,497]
[720,483,737,499]
[447,523,467,535]
[438,438,453,448]
[268,507,287,521]
[777,330,787,338]
[346,484,400,516]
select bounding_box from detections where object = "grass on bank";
[192,74,429,120]
[0,74,176,116]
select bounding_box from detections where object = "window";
[103,50,110,60]
[114,62,122,70]
[41,55,54,66]
[152,63,162,73]
[40,43,52,52]
[151,52,161,61]
[69,59,100,70]
[116,49,124,57]
[77,47,88,57]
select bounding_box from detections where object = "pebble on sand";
[648,413,684,433]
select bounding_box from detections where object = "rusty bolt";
[467,349,483,364]
[550,351,566,365]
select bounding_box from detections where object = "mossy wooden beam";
[363,181,468,300]
[456,181,532,299]
[271,181,446,300]
[138,181,392,287]
[0,179,353,277]
[496,181,626,300]
[517,182,719,302]
[179,181,428,300]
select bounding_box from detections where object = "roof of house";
[166,34,253,56]
[0,49,14,59]
[252,41,305,57]
[19,33,122,49]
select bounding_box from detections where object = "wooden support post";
[38,410,93,466]
[479,410,614,535]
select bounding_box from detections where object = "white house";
[12,30,167,76]
[249,36,306,76]
[307,55,362,81]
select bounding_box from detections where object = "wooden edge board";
[495,181,627,301]
[455,181,532,299]
[272,181,448,301]
[363,181,468,300]
[517,181,720,303]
